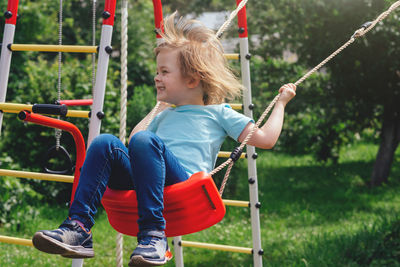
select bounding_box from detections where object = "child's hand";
[278,83,296,105]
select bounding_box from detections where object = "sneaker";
[32,218,94,258]
[129,230,173,266]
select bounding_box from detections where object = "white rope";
[115,1,129,266]
[215,0,249,38]
[213,0,400,195]
[116,0,129,266]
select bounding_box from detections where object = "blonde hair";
[154,12,243,105]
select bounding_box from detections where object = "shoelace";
[139,236,159,246]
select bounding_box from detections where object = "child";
[32,13,296,266]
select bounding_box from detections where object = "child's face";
[154,49,193,106]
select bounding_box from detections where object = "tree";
[245,0,399,185]
[0,0,157,204]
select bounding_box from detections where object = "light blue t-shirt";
[147,104,253,174]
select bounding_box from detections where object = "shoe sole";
[128,251,172,266]
[32,232,94,258]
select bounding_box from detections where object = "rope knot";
[351,21,372,39]
[230,147,243,162]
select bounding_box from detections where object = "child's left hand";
[278,83,296,105]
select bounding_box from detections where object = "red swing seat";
[101,172,226,237]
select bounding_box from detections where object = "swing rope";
[216,0,249,38]
[213,0,400,195]
[116,0,129,266]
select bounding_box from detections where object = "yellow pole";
[0,103,89,118]
[180,241,252,254]
[228,103,243,110]
[223,199,250,207]
[10,44,98,53]
[0,103,33,111]
[0,169,74,183]
[224,53,240,60]
[66,110,90,118]
[0,235,33,247]
[218,151,246,159]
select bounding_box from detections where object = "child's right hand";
[278,83,296,105]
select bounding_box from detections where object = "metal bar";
[223,199,250,207]
[173,236,184,267]
[228,103,243,110]
[9,44,98,53]
[0,24,16,132]
[87,24,113,145]
[237,0,263,264]
[224,53,239,60]
[218,151,246,158]
[0,235,33,247]
[0,103,89,118]
[180,241,252,254]
[0,169,74,183]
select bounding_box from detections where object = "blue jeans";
[68,131,189,232]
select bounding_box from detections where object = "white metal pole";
[87,25,113,146]
[173,236,184,267]
[71,259,84,267]
[239,37,263,267]
[0,24,16,132]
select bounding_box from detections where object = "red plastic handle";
[19,111,86,204]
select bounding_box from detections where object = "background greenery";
[0,0,399,266]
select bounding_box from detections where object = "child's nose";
[154,74,160,82]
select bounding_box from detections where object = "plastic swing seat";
[101,171,226,237]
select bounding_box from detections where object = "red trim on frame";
[236,0,248,38]
[152,0,164,39]
[103,0,117,26]
[5,0,19,25]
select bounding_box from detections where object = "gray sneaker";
[129,230,172,266]
[32,218,94,258]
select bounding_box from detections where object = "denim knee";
[88,134,119,155]
[129,131,161,156]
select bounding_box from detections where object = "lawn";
[1,142,399,266]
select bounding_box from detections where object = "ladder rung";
[0,169,74,183]
[9,44,98,53]
[228,103,243,110]
[218,151,246,159]
[180,240,252,254]
[0,103,90,118]
[224,53,240,60]
[223,199,250,207]
[0,235,33,247]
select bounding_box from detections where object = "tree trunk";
[370,108,400,186]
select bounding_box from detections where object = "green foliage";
[0,176,40,230]
[0,0,156,204]
[1,142,399,265]
[246,0,400,162]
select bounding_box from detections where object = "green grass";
[1,142,399,266]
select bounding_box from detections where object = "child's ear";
[186,74,201,89]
